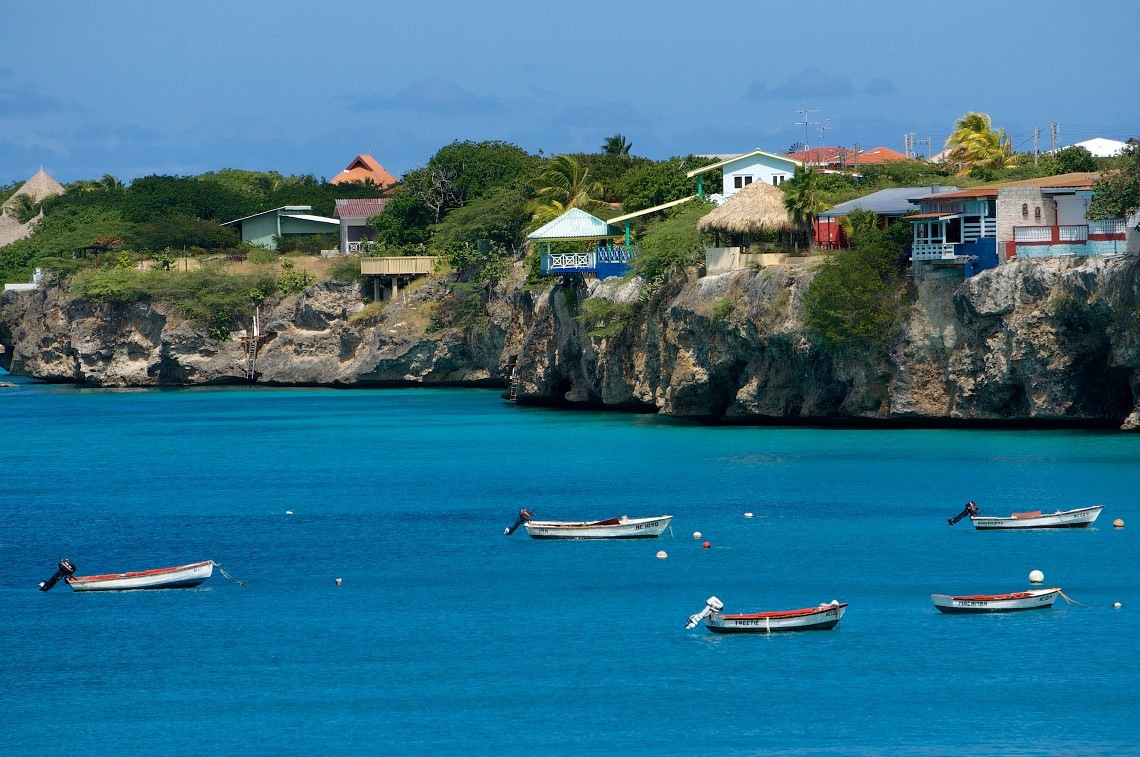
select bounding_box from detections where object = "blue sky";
[2,0,1137,185]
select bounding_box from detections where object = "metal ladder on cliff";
[506,354,518,403]
[244,307,261,382]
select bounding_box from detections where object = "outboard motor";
[39,558,76,592]
[685,596,724,629]
[948,501,980,526]
[504,508,533,535]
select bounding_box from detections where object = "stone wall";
[996,187,1054,247]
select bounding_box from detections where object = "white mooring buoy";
[656,550,668,560]
[1114,602,1122,609]
[692,531,702,539]
[1028,569,1044,584]
[744,512,754,518]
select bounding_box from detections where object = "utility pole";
[1049,121,1057,155]
[903,133,911,159]
[1034,126,1040,165]
[853,142,860,173]
[922,137,932,160]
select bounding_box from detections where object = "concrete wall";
[996,187,1055,247]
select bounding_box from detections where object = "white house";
[686,149,802,203]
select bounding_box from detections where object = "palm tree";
[782,166,829,250]
[945,112,1016,174]
[601,134,632,156]
[99,174,124,192]
[527,154,605,217]
[8,194,41,224]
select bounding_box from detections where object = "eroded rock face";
[3,255,1140,427]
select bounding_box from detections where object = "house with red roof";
[906,172,1128,277]
[786,145,908,170]
[334,198,388,253]
[330,155,397,190]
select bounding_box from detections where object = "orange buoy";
[702,541,710,549]
[1113,518,1124,529]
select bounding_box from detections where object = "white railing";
[548,252,595,270]
[1059,225,1088,242]
[1014,226,1051,242]
[910,242,957,260]
[1089,219,1126,236]
[347,241,377,253]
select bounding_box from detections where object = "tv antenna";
[794,108,822,149]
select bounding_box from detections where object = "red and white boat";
[930,587,1061,613]
[686,596,847,633]
[505,509,672,539]
[40,559,215,592]
[970,505,1103,530]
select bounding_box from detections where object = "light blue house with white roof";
[221,206,340,250]
[686,149,802,203]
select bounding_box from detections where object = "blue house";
[529,208,631,279]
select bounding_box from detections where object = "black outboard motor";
[39,558,76,592]
[948,501,980,526]
[504,508,533,535]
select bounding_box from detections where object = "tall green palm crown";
[946,112,1016,174]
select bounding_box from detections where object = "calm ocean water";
[1,377,1137,756]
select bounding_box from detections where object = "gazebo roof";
[527,208,619,241]
[696,181,792,234]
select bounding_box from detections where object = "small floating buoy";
[1028,569,1044,584]
[285,510,293,515]
[692,531,702,539]
[702,541,710,549]
[744,512,754,518]
[335,578,342,586]
[1114,602,1122,609]
[1113,518,1124,529]
[656,550,668,560]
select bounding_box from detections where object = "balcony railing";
[1089,219,1127,237]
[910,242,957,260]
[1014,225,1091,244]
[347,240,377,253]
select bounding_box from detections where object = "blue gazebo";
[527,208,630,279]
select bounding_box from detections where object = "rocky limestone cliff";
[3,256,1140,428]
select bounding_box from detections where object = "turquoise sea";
[1,377,1137,756]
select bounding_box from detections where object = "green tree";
[1088,140,1140,219]
[945,112,1016,175]
[431,185,530,254]
[132,214,240,250]
[407,140,538,223]
[782,166,830,249]
[629,200,712,281]
[1051,145,1098,174]
[528,154,605,214]
[620,157,703,213]
[602,134,632,156]
[802,240,906,349]
[368,186,433,248]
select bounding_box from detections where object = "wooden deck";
[360,256,438,276]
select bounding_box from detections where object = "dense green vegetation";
[801,216,910,350]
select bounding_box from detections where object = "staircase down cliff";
[3,256,1140,428]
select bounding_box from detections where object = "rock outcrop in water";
[3,255,1140,428]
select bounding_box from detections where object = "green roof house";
[221,205,339,250]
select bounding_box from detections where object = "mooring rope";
[1058,590,1091,607]
[210,561,249,587]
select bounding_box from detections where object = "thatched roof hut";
[697,180,791,235]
